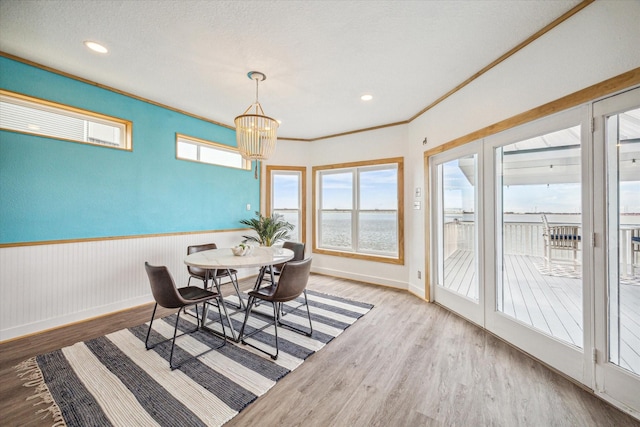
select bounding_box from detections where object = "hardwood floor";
[1,274,639,426]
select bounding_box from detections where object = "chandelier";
[235,71,278,178]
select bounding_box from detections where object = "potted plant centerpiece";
[239,211,294,247]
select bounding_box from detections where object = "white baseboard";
[311,266,406,290]
[0,295,154,342]
[408,282,426,300]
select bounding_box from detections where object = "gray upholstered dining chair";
[187,243,245,309]
[273,241,306,275]
[144,262,226,370]
[238,257,313,360]
[260,241,306,287]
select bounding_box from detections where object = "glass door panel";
[439,156,478,301]
[606,106,640,375]
[594,87,640,415]
[484,106,587,385]
[431,147,483,326]
[495,125,583,348]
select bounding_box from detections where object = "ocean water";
[447,212,640,226]
[320,212,397,252]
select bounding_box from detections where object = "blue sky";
[318,168,398,210]
[443,161,640,214]
[272,174,299,209]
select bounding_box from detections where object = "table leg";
[254,266,267,291]
[253,265,276,291]
[200,269,211,327]
[211,273,239,341]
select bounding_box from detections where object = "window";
[176,133,250,170]
[267,166,306,243]
[0,89,131,150]
[313,157,404,264]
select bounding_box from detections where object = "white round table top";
[184,246,294,270]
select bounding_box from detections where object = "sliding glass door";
[430,107,590,384]
[429,88,640,415]
[484,107,589,384]
[494,125,584,350]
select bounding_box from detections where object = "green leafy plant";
[239,211,294,247]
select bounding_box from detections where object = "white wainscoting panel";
[0,231,253,341]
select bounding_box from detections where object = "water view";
[320,212,398,254]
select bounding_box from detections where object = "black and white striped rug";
[16,290,373,426]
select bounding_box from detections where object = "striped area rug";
[16,290,373,426]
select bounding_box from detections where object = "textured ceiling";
[0,0,583,140]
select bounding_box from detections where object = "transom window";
[176,133,250,170]
[313,157,404,264]
[0,89,131,150]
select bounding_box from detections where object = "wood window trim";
[175,133,250,170]
[265,165,307,244]
[0,89,132,151]
[312,157,405,265]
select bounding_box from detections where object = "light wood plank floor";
[1,274,639,426]
[444,250,640,374]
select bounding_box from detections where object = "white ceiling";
[0,0,583,141]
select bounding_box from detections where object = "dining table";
[184,246,294,341]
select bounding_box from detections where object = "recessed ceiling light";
[360,94,373,101]
[84,41,108,54]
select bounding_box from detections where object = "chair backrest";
[187,243,217,277]
[283,241,306,262]
[145,262,184,309]
[271,257,312,302]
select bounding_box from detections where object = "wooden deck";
[443,250,640,375]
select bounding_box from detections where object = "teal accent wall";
[0,57,259,244]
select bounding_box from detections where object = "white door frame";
[482,105,592,386]
[430,140,484,326]
[593,86,640,417]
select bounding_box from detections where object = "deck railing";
[444,221,638,276]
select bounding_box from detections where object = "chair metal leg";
[239,290,313,361]
[272,302,279,360]
[239,297,279,360]
[303,290,313,335]
[278,290,313,337]
[146,296,226,371]
[145,303,158,350]
[169,307,183,370]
